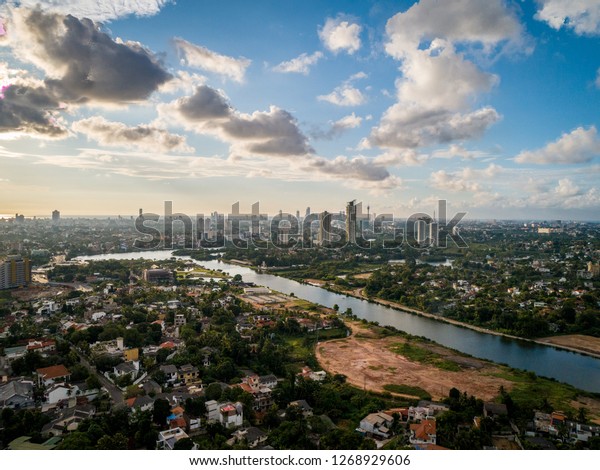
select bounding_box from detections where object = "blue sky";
[0,0,599,220]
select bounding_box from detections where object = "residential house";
[36,365,71,387]
[156,427,196,450]
[141,379,162,396]
[26,339,56,356]
[206,400,243,429]
[289,399,313,418]
[0,380,35,409]
[126,395,155,413]
[113,361,139,381]
[44,382,80,405]
[41,405,96,436]
[231,427,267,448]
[159,364,178,384]
[358,412,394,439]
[410,419,437,446]
[483,402,508,420]
[178,364,200,385]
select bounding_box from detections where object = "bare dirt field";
[353,272,375,280]
[316,322,514,401]
[539,335,600,357]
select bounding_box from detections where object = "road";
[76,350,125,408]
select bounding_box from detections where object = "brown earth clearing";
[315,321,513,401]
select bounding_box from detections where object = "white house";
[45,383,80,404]
[156,427,197,450]
[206,400,243,429]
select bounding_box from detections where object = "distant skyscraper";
[52,209,60,222]
[305,207,311,217]
[346,200,357,244]
[0,256,31,290]
[317,211,331,245]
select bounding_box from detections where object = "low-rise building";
[156,427,196,450]
[409,419,437,446]
[358,412,394,439]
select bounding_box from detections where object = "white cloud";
[535,0,600,35]
[515,126,600,164]
[396,42,499,111]
[318,84,366,107]
[319,17,362,54]
[273,51,323,75]
[369,105,500,149]
[385,0,524,59]
[72,116,193,153]
[554,178,581,197]
[596,68,600,88]
[429,164,503,192]
[366,1,523,151]
[373,149,427,167]
[432,144,488,160]
[173,37,251,83]
[318,73,368,107]
[5,0,172,22]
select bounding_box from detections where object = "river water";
[76,251,600,392]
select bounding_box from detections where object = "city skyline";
[1,1,600,220]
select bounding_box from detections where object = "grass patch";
[390,341,461,372]
[383,384,432,400]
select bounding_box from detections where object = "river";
[76,251,600,392]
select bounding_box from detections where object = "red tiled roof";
[410,419,436,441]
[36,364,70,379]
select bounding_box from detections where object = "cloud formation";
[429,164,502,193]
[72,116,193,153]
[6,0,172,22]
[319,17,362,54]
[0,83,67,138]
[318,73,367,106]
[515,126,600,164]
[8,8,171,104]
[385,0,524,58]
[311,113,362,140]
[273,51,323,75]
[160,85,313,158]
[367,1,523,150]
[535,0,600,35]
[173,37,251,83]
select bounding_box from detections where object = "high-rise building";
[317,211,331,245]
[52,210,60,222]
[346,200,357,245]
[0,256,32,290]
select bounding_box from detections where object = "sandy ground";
[353,272,375,280]
[316,322,514,401]
[539,335,600,357]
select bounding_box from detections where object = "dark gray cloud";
[177,85,232,121]
[0,84,67,137]
[223,108,313,156]
[15,8,171,103]
[165,88,313,157]
[307,155,390,181]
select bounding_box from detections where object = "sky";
[0,0,599,220]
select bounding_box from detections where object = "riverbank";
[316,320,600,424]
[297,279,600,361]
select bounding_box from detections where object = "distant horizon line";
[1,214,599,224]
